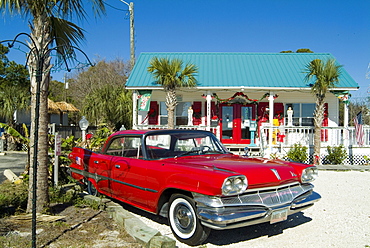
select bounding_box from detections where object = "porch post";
[268,92,275,152]
[343,103,349,149]
[206,91,212,131]
[132,90,138,129]
[344,103,349,128]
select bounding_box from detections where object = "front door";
[220,104,256,144]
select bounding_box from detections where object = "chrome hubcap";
[174,204,194,234]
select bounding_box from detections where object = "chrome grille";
[221,183,313,208]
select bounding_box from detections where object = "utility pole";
[120,1,135,68]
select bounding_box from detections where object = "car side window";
[105,136,142,158]
[145,134,171,159]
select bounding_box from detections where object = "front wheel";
[168,194,210,246]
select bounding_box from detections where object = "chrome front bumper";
[193,183,321,230]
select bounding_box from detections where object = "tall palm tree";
[147,57,198,129]
[0,0,105,213]
[305,59,341,165]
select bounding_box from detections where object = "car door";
[86,151,114,196]
[107,136,149,209]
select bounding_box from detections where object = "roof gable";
[126,52,358,90]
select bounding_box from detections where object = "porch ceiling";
[126,52,358,91]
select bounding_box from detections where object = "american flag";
[353,112,364,146]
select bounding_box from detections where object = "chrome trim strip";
[69,167,158,193]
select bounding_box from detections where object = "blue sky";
[1,0,370,99]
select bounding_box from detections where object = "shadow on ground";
[116,198,312,246]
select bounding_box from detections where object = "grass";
[0,180,28,217]
[0,179,140,248]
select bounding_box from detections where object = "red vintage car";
[68,129,321,246]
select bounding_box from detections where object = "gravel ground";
[132,171,370,248]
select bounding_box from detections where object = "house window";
[176,102,192,125]
[159,102,168,125]
[285,103,315,126]
[159,102,192,125]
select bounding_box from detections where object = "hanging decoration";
[331,91,350,105]
[263,92,279,100]
[137,90,152,111]
[202,92,279,104]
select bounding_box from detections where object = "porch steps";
[225,144,261,157]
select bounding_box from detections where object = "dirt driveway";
[131,170,370,248]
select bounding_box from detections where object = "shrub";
[0,181,28,215]
[325,145,347,165]
[286,143,308,163]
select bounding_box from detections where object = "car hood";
[173,154,301,188]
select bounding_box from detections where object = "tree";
[296,48,314,53]
[280,48,314,53]
[147,57,198,129]
[348,98,370,125]
[305,59,342,165]
[67,58,132,129]
[49,79,67,102]
[83,84,132,130]
[0,0,106,213]
[68,58,130,110]
[0,44,30,127]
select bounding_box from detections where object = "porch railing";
[136,124,370,165]
[136,125,219,135]
[259,126,370,165]
[259,126,370,148]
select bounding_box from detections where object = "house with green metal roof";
[126,52,366,161]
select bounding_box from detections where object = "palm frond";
[49,16,85,59]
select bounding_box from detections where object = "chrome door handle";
[115,165,120,169]
[94,161,99,164]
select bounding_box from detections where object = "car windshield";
[145,131,228,159]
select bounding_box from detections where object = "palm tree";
[305,59,341,165]
[147,57,198,129]
[0,0,106,213]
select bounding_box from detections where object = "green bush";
[325,145,347,165]
[0,181,28,215]
[286,143,308,163]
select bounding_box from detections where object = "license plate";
[270,208,288,224]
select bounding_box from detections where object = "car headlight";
[222,175,248,196]
[301,167,318,183]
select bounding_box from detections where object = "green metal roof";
[126,52,358,90]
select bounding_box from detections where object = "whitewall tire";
[168,194,210,246]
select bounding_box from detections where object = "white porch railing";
[259,126,370,148]
[136,124,370,164]
[259,126,370,165]
[136,125,219,135]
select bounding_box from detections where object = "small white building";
[126,52,368,164]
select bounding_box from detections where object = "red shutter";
[321,103,329,141]
[274,103,284,125]
[192,102,202,125]
[258,102,269,120]
[148,101,158,125]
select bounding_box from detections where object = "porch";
[136,125,370,165]
[259,126,370,165]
